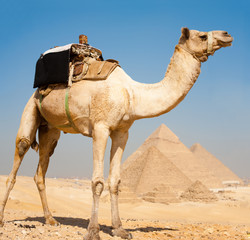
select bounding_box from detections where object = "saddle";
[71,58,119,83]
[70,44,120,82]
[34,43,119,89]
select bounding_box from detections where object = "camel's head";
[178,28,233,62]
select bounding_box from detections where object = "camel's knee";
[17,138,30,157]
[34,174,45,191]
[92,178,104,196]
[108,178,121,195]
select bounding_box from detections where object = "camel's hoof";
[0,220,3,227]
[45,216,60,226]
[112,227,133,239]
[83,232,101,240]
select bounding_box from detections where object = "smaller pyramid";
[101,187,141,204]
[190,143,243,185]
[121,146,192,195]
[119,187,142,204]
[180,180,218,202]
[142,184,179,204]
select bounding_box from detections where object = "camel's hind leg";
[0,94,41,226]
[34,125,60,225]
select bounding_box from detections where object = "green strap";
[65,87,80,133]
[38,91,76,130]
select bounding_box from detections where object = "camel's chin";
[217,36,233,47]
[200,55,208,62]
[218,42,232,48]
[224,42,232,47]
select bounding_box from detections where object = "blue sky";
[0,0,249,179]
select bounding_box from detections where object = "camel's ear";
[179,27,190,44]
[182,27,190,39]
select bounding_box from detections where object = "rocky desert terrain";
[0,175,250,239]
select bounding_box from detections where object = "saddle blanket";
[33,43,103,88]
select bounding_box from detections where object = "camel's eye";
[200,35,207,40]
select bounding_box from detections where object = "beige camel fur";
[0,28,233,240]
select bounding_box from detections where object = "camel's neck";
[131,45,201,120]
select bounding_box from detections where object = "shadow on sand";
[14,216,179,236]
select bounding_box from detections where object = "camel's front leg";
[108,130,132,239]
[84,124,109,240]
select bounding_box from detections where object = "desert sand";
[0,175,250,240]
[1,124,248,239]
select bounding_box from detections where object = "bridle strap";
[177,45,201,62]
[178,31,214,62]
[207,31,214,54]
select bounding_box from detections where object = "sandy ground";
[0,175,250,239]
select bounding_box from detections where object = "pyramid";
[190,143,243,185]
[180,180,218,202]
[101,186,141,204]
[121,124,179,171]
[121,146,192,196]
[142,184,179,204]
[122,124,223,188]
[119,186,142,204]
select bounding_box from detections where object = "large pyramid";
[121,124,179,172]
[121,146,192,196]
[122,124,223,188]
[190,143,243,185]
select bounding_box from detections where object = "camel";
[0,28,233,240]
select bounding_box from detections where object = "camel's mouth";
[214,31,233,47]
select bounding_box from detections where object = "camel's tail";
[31,139,39,152]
